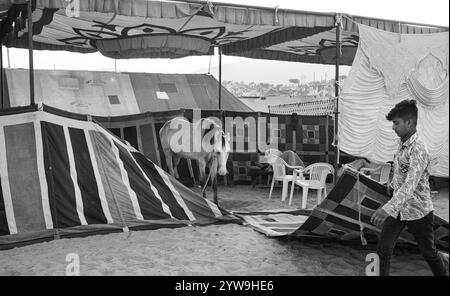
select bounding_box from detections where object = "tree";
[288,78,300,85]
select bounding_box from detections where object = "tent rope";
[201,167,212,195]
[274,5,279,25]
[342,14,359,27]
[207,53,213,75]
[356,172,368,246]
[178,1,214,32]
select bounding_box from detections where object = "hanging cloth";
[339,24,449,177]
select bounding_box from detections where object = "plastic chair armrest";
[360,167,380,174]
[285,164,304,169]
[293,168,305,181]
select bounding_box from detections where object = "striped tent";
[0,104,237,250]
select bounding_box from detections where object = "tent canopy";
[0,0,448,65]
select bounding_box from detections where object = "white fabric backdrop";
[339,24,449,177]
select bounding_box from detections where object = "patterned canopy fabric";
[0,0,447,64]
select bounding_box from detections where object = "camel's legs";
[209,159,219,204]
[163,150,176,177]
[173,155,181,179]
[187,159,196,184]
[198,159,207,185]
[198,158,207,197]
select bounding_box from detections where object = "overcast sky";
[2,0,448,84]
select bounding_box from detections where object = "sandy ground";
[0,183,448,276]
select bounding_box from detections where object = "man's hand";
[371,208,389,227]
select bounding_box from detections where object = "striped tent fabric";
[0,105,237,250]
[233,209,312,237]
[292,167,449,251]
[232,168,448,251]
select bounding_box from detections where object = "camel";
[159,117,231,204]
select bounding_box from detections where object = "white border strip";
[84,129,114,224]
[153,165,196,221]
[128,151,174,219]
[109,137,144,221]
[241,216,287,237]
[63,126,88,226]
[0,111,93,129]
[34,121,54,230]
[0,126,18,234]
[205,199,223,218]
[0,111,134,154]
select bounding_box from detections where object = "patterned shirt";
[382,132,434,221]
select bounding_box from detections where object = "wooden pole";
[28,0,35,106]
[333,14,341,184]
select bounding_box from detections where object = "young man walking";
[370,99,448,276]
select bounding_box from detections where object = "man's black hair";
[386,99,418,123]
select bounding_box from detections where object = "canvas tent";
[0,104,237,249]
[3,69,252,115]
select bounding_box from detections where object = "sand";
[0,184,448,276]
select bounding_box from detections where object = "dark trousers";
[377,211,448,276]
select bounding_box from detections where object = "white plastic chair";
[265,148,282,185]
[360,163,392,185]
[265,148,282,160]
[266,153,303,201]
[280,150,305,175]
[289,163,334,208]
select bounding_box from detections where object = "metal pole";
[6,47,10,68]
[28,0,35,106]
[218,46,222,110]
[333,14,341,184]
[217,46,225,204]
[1,44,3,109]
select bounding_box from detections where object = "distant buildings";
[224,77,346,113]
